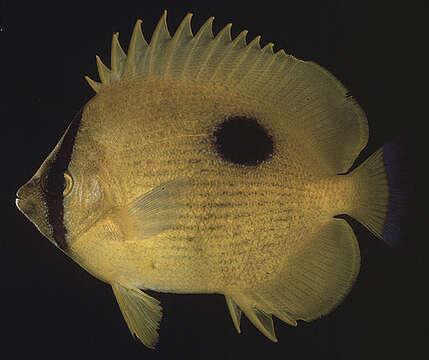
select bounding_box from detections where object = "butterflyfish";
[16,11,405,347]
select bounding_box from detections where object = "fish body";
[16,12,399,347]
[69,77,355,292]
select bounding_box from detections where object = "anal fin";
[225,295,242,334]
[111,283,162,348]
[244,307,277,342]
[226,295,277,342]
[225,218,360,341]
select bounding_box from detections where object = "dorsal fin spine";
[232,35,262,88]
[258,49,290,97]
[111,33,127,81]
[163,13,194,77]
[84,75,102,93]
[195,23,232,80]
[147,10,171,76]
[220,29,248,84]
[124,19,147,77]
[181,16,214,78]
[86,12,295,93]
[96,55,111,84]
[245,42,278,93]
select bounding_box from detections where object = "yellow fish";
[15,11,402,347]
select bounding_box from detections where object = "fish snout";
[15,176,42,218]
[16,177,40,200]
[16,175,55,241]
[16,186,25,201]
[15,197,36,218]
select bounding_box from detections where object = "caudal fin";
[350,139,413,247]
[380,139,414,246]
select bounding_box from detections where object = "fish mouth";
[15,197,28,214]
[16,187,25,200]
[15,197,42,233]
[16,190,25,211]
[15,188,31,214]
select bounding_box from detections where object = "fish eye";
[62,172,73,196]
[41,171,73,197]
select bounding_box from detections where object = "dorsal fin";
[84,11,286,91]
[123,19,148,76]
[85,11,369,173]
[111,33,127,81]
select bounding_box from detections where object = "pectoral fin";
[122,178,190,241]
[112,283,162,348]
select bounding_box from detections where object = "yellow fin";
[111,32,127,81]
[227,218,360,340]
[348,147,388,240]
[225,295,242,334]
[272,61,369,173]
[85,11,289,89]
[84,75,101,93]
[95,55,111,84]
[124,178,189,241]
[243,307,277,342]
[124,19,148,77]
[85,12,368,173]
[111,284,162,348]
[146,10,171,76]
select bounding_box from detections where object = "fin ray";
[243,307,277,342]
[147,10,171,76]
[349,140,412,247]
[209,29,248,82]
[111,33,127,80]
[95,55,111,84]
[88,13,368,171]
[270,61,368,173]
[182,16,214,78]
[84,75,101,93]
[124,178,189,241]
[111,284,162,348]
[124,19,148,76]
[195,23,232,80]
[164,13,193,77]
[349,147,387,240]
[226,218,360,339]
[225,295,242,334]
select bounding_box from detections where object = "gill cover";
[16,107,83,250]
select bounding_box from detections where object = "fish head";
[16,106,108,252]
[16,166,53,243]
[16,134,73,249]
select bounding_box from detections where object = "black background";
[1,0,427,359]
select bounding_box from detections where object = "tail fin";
[349,139,413,247]
[380,139,414,246]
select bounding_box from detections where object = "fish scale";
[15,11,403,348]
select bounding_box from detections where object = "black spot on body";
[213,116,274,166]
[43,107,83,250]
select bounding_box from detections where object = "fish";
[15,11,406,348]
